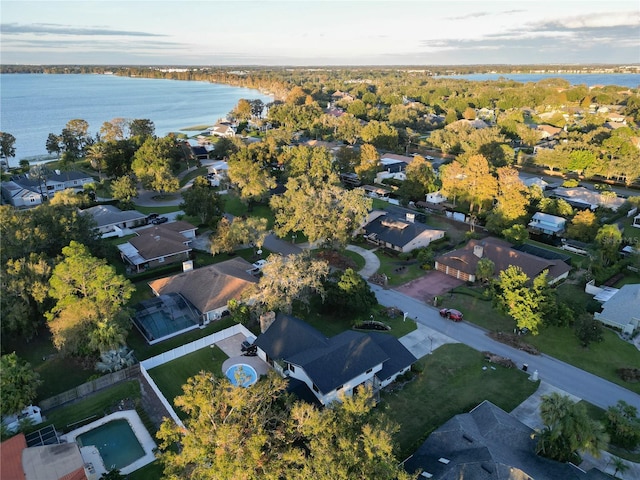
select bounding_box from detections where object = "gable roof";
[363,212,444,249]
[156,220,197,235]
[254,313,329,359]
[436,237,571,282]
[148,257,258,314]
[404,400,591,480]
[367,332,416,381]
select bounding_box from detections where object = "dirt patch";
[315,250,358,270]
[394,270,465,302]
[488,331,540,355]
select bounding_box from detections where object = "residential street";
[370,284,640,411]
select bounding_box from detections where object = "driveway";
[346,244,380,279]
[394,270,465,303]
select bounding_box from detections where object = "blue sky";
[1,0,639,65]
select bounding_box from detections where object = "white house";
[594,284,640,334]
[528,212,566,235]
[550,186,626,211]
[254,314,416,405]
[426,191,447,204]
[209,120,236,137]
[80,205,148,238]
[0,181,43,208]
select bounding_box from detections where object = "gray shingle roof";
[80,205,147,227]
[363,213,443,249]
[597,284,640,327]
[404,401,594,480]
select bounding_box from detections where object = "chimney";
[405,213,415,223]
[473,245,484,258]
[259,311,276,333]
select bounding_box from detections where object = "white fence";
[139,323,254,427]
[141,323,253,370]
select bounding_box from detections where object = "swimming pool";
[76,419,145,471]
[225,363,258,387]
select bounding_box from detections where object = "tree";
[566,209,598,242]
[493,266,545,334]
[99,469,126,480]
[355,143,380,185]
[439,161,466,206]
[231,98,252,121]
[46,133,62,159]
[536,392,609,463]
[110,175,138,209]
[460,154,498,213]
[0,132,17,168]
[280,145,335,184]
[61,119,91,160]
[0,353,41,416]
[271,176,372,249]
[595,224,622,266]
[475,258,495,284]
[86,143,107,180]
[129,119,155,139]
[131,136,180,196]
[486,167,528,232]
[360,120,399,150]
[605,401,640,450]
[179,176,224,226]
[99,118,128,142]
[46,241,135,356]
[227,145,277,205]
[255,253,329,313]
[335,114,362,145]
[157,371,295,480]
[324,268,378,315]
[397,155,438,204]
[209,217,237,256]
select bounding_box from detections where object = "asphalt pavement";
[370,284,640,411]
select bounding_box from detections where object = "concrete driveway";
[398,323,458,358]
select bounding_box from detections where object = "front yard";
[382,343,539,459]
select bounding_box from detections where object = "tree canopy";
[0,353,41,416]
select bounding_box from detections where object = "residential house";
[403,400,608,480]
[330,90,355,103]
[593,284,640,334]
[209,120,236,137]
[633,213,640,229]
[521,176,551,190]
[361,211,445,253]
[191,145,210,161]
[117,221,196,272]
[254,314,416,405]
[435,237,571,284]
[1,433,89,480]
[148,257,258,324]
[447,118,489,130]
[550,186,626,211]
[80,204,148,238]
[528,212,567,236]
[0,180,43,208]
[536,124,563,139]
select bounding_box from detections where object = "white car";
[248,259,267,275]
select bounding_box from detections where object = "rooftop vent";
[462,434,474,443]
[381,219,409,230]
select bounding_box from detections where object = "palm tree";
[611,456,629,479]
[536,393,609,463]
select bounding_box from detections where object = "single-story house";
[0,181,43,208]
[361,211,445,253]
[254,314,416,405]
[362,184,393,200]
[426,191,447,204]
[536,124,563,139]
[435,237,571,284]
[1,433,89,480]
[594,284,640,334]
[80,204,148,238]
[380,153,414,168]
[528,212,567,235]
[191,145,210,160]
[521,176,551,190]
[148,257,258,324]
[117,221,196,272]
[403,400,608,480]
[550,186,625,211]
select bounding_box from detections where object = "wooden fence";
[40,364,140,411]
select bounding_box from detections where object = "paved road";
[371,284,640,410]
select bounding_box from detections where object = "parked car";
[241,336,256,352]
[151,216,169,225]
[147,213,159,220]
[439,308,463,322]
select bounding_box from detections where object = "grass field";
[375,250,428,287]
[382,343,539,459]
[148,345,228,419]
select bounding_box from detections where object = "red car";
[439,308,463,322]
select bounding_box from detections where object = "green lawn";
[446,287,640,394]
[376,251,428,287]
[148,345,228,419]
[133,204,181,215]
[382,343,539,459]
[128,461,165,480]
[341,249,366,270]
[223,195,276,229]
[36,381,141,434]
[179,167,208,187]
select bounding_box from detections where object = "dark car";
[151,216,169,225]
[439,308,463,322]
[147,213,159,220]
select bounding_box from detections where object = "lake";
[434,73,640,88]
[0,74,273,163]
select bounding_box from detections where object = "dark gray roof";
[363,213,441,248]
[254,314,329,360]
[80,205,147,227]
[288,330,388,394]
[367,332,416,381]
[255,315,416,394]
[404,401,598,480]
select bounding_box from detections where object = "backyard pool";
[225,363,258,387]
[76,419,144,471]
